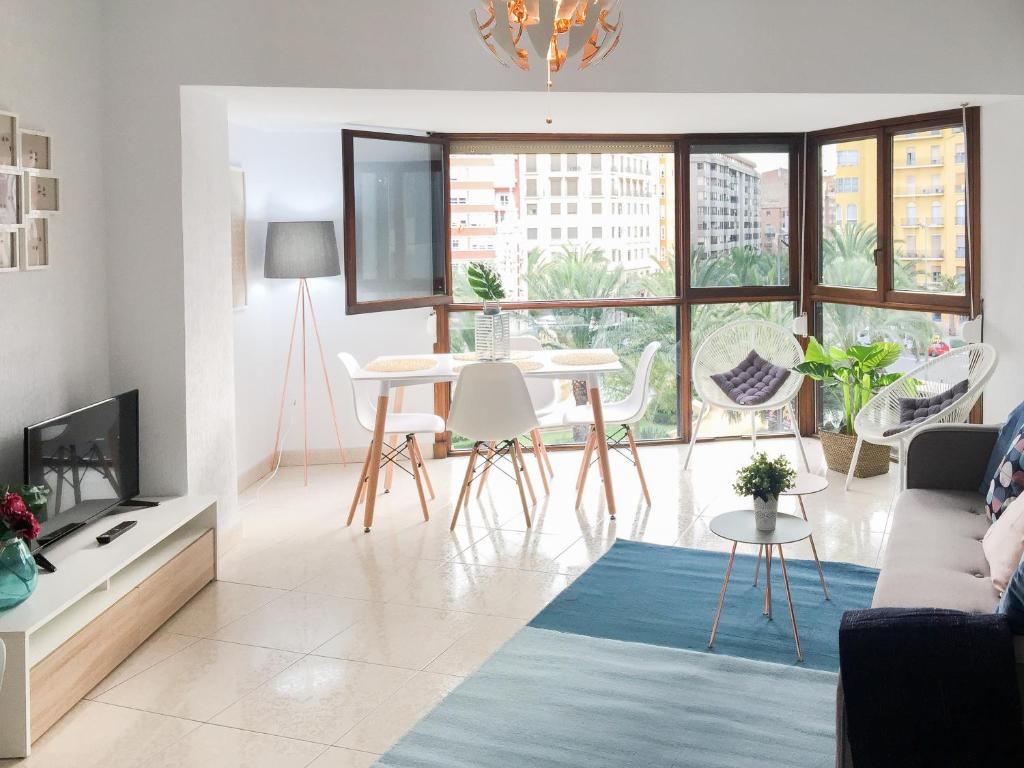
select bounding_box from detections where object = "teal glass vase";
[0,535,37,611]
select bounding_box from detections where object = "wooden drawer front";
[30,589,140,740]
[136,530,215,640]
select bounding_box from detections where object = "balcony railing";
[926,217,944,226]
[899,251,944,260]
[900,218,919,226]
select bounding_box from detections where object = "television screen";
[24,390,140,548]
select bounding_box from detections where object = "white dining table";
[343,349,623,531]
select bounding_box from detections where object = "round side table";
[708,510,812,661]
[779,472,830,600]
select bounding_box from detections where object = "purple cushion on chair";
[882,379,969,437]
[710,349,791,406]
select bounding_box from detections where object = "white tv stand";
[0,495,217,758]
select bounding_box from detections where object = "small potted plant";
[793,338,902,477]
[733,453,796,532]
[0,485,46,611]
[467,261,510,360]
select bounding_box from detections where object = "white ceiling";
[214,87,1022,134]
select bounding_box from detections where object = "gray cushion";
[882,379,969,437]
[709,349,791,406]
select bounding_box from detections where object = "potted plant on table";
[467,261,510,361]
[0,485,46,611]
[734,453,796,532]
[793,338,903,477]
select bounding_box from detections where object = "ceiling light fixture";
[470,1,624,124]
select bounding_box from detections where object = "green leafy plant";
[733,453,796,501]
[793,337,903,436]
[0,484,48,516]
[466,261,506,303]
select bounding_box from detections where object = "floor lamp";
[265,221,347,485]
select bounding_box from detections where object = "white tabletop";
[345,350,623,385]
[709,510,812,545]
[780,473,829,496]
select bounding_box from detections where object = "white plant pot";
[753,495,778,533]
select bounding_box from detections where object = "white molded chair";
[685,320,808,470]
[565,341,661,509]
[339,353,444,525]
[448,363,539,530]
[848,343,998,491]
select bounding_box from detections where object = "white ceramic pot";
[753,495,778,533]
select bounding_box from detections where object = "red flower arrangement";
[1,492,41,541]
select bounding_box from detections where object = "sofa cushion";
[881,379,968,437]
[874,489,998,614]
[709,349,791,406]
[981,399,1024,494]
[985,427,1024,521]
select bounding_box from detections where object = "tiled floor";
[5,438,898,767]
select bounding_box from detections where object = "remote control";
[97,520,137,545]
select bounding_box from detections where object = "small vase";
[0,536,38,611]
[753,496,778,533]
[474,303,510,361]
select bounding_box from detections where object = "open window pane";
[815,302,968,431]
[819,138,878,289]
[689,302,797,438]
[891,125,967,295]
[448,305,679,446]
[344,132,448,312]
[449,146,676,301]
[690,145,790,287]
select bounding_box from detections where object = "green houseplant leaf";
[466,262,506,303]
[732,453,796,501]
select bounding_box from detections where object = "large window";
[818,137,878,290]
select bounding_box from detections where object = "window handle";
[873,248,884,266]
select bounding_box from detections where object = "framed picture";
[230,167,247,309]
[0,170,22,226]
[25,170,59,215]
[19,130,51,170]
[0,112,18,169]
[0,228,18,271]
[20,217,48,270]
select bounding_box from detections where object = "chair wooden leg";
[508,439,533,528]
[407,435,429,522]
[347,444,373,526]
[576,428,595,491]
[536,429,555,478]
[476,441,497,499]
[575,429,597,510]
[530,430,550,495]
[515,440,537,505]
[625,425,652,506]
[410,436,435,500]
[451,443,481,531]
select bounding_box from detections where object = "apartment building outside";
[689,153,761,256]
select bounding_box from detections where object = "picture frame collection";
[1,109,60,272]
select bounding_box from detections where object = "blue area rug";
[532,539,879,672]
[375,540,879,767]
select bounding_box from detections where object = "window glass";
[689,145,790,288]
[450,148,676,301]
[890,125,966,295]
[819,137,878,289]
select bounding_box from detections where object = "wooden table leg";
[383,386,405,493]
[587,373,617,519]
[764,544,773,619]
[777,545,804,661]
[709,541,737,648]
[753,545,763,587]
[362,382,391,533]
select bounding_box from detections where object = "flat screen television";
[23,390,140,550]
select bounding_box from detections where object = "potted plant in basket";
[793,337,903,477]
[734,453,796,532]
[0,484,46,610]
[467,261,510,360]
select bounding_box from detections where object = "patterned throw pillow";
[710,349,791,406]
[986,428,1024,521]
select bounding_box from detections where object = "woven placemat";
[452,351,532,361]
[551,351,619,366]
[365,358,438,373]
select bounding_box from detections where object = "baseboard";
[237,447,369,493]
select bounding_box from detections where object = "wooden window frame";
[341,129,453,315]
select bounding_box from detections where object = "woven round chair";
[685,320,808,470]
[848,343,998,491]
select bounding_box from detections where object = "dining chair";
[339,353,443,528]
[566,341,661,509]
[448,362,539,530]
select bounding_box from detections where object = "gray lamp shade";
[264,221,341,279]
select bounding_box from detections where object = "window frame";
[341,128,453,315]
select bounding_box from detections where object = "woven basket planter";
[819,430,891,478]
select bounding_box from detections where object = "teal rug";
[375,541,879,768]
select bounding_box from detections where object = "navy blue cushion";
[709,349,790,406]
[980,399,1024,493]
[998,552,1024,634]
[985,426,1024,521]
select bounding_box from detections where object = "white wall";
[981,98,1024,421]
[229,125,435,481]
[0,1,109,480]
